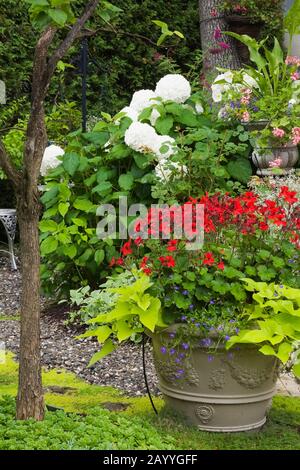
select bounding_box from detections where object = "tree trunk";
[16,202,44,420]
[15,102,47,421]
[199,0,241,72]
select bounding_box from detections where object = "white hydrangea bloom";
[195,102,204,114]
[124,122,158,153]
[154,135,176,160]
[155,160,187,181]
[40,144,64,177]
[155,74,191,103]
[242,73,259,89]
[129,89,157,113]
[115,106,138,124]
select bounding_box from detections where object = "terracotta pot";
[152,326,278,432]
[225,15,263,63]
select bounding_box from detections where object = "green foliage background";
[0,0,201,116]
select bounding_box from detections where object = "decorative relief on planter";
[195,404,215,424]
[153,354,200,388]
[225,360,272,389]
[208,368,226,391]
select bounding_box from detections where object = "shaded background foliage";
[0,0,201,115]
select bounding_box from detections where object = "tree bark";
[16,206,44,420]
[199,0,241,72]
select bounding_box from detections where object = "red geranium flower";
[120,240,132,256]
[167,240,178,252]
[279,186,298,205]
[203,252,215,266]
[217,261,225,270]
[159,256,176,268]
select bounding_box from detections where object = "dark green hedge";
[1,0,200,116]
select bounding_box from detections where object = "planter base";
[152,330,278,432]
[162,391,273,432]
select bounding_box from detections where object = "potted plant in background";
[212,32,300,174]
[219,0,283,63]
[78,188,300,431]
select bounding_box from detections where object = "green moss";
[0,315,20,321]
[0,352,163,415]
[1,352,300,450]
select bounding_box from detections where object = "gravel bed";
[1,256,299,398]
[0,257,158,396]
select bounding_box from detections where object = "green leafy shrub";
[0,101,81,179]
[40,79,251,297]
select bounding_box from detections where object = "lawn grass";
[0,352,299,450]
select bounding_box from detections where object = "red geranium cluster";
[110,190,300,272]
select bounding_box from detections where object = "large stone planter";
[251,145,299,176]
[152,328,278,432]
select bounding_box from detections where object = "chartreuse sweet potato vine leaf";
[79,271,165,365]
[226,279,300,378]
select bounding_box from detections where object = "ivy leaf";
[292,362,300,378]
[116,320,133,342]
[88,339,116,366]
[259,344,276,356]
[276,342,293,363]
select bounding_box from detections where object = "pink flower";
[240,88,252,105]
[269,158,282,168]
[242,111,250,122]
[292,127,300,145]
[218,41,230,50]
[291,71,300,81]
[210,8,218,17]
[213,27,222,40]
[272,128,285,138]
[285,56,300,66]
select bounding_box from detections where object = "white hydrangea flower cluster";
[212,71,259,103]
[119,74,195,181]
[40,144,64,177]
